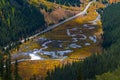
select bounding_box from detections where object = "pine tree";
[0,51,4,78]
[14,60,22,80]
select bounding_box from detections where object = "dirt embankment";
[29,0,86,26]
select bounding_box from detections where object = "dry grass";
[18,60,61,80]
[29,0,85,25]
[10,40,41,54]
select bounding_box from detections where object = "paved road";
[21,0,96,43]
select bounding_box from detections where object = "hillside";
[47,0,81,6]
[28,0,84,25]
[0,0,45,49]
[96,67,120,80]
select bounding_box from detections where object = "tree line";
[0,0,45,51]
[47,0,81,6]
[0,0,46,79]
[0,51,21,80]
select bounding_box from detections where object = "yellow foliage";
[18,60,61,80]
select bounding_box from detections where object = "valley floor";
[11,2,104,80]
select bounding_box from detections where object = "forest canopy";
[47,0,81,6]
[0,0,45,48]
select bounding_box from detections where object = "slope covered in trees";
[0,52,21,80]
[96,67,120,80]
[0,0,45,49]
[47,0,81,6]
[45,2,120,80]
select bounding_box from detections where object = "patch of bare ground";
[41,7,81,25]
